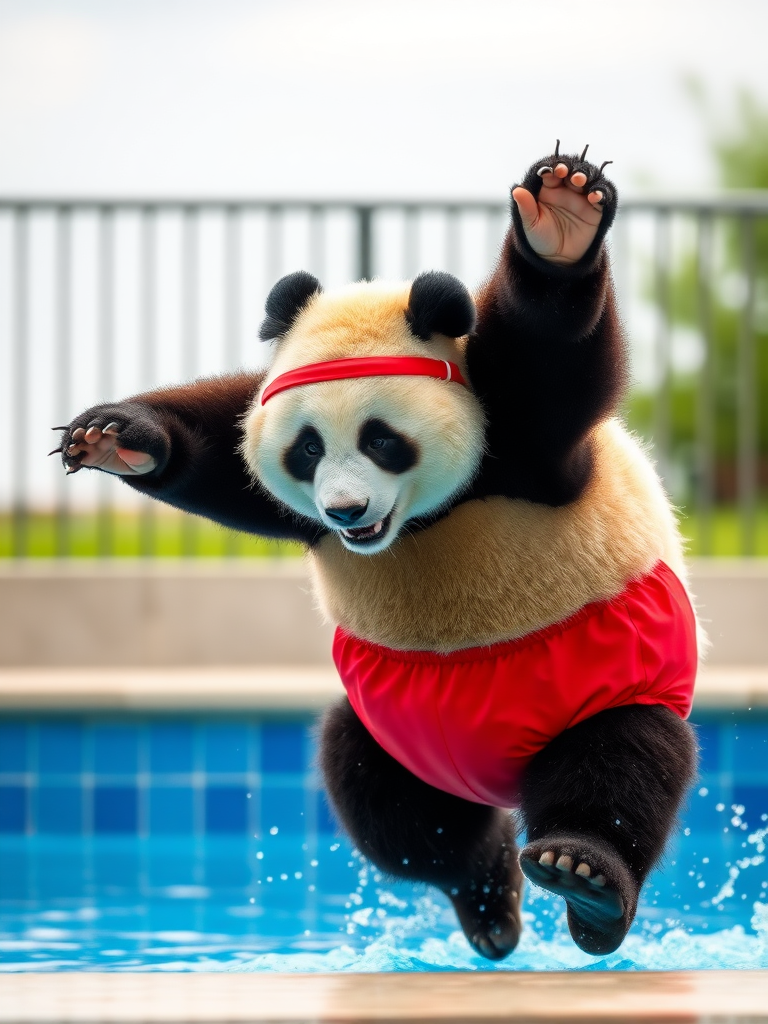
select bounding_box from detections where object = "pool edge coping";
[1,969,768,1022]
[0,665,766,711]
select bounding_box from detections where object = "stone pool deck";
[2,971,768,1022]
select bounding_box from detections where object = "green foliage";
[0,511,301,560]
[625,85,768,520]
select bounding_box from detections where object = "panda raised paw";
[512,140,618,266]
[55,406,164,477]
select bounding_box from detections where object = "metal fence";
[1,194,767,557]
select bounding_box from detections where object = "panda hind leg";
[518,704,697,956]
[319,697,523,961]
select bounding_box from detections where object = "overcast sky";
[1,0,768,200]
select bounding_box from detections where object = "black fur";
[518,704,697,953]
[61,373,324,544]
[358,419,419,474]
[321,699,696,958]
[320,698,523,960]
[258,271,323,341]
[405,270,476,341]
[283,425,325,483]
[463,149,626,507]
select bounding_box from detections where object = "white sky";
[1,0,767,199]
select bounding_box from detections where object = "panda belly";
[333,561,698,808]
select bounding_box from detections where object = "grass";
[0,510,301,560]
[1,505,767,559]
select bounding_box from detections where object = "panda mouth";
[340,511,393,546]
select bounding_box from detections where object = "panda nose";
[325,502,369,526]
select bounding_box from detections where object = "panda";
[58,145,699,961]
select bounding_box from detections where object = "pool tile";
[93,725,139,775]
[732,784,768,828]
[204,725,249,773]
[0,723,28,772]
[149,787,195,834]
[317,791,338,834]
[0,847,26,899]
[149,723,195,774]
[262,723,306,773]
[37,785,83,834]
[146,850,197,887]
[205,786,249,833]
[37,723,82,775]
[36,847,90,899]
[93,786,139,833]
[260,786,305,835]
[731,723,768,774]
[693,722,721,776]
[0,785,27,832]
[92,847,141,888]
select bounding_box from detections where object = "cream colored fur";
[241,279,698,654]
[309,419,695,653]
[241,282,485,551]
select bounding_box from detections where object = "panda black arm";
[465,148,627,506]
[60,372,322,545]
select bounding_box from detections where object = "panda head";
[241,271,486,554]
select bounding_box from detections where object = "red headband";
[260,355,468,405]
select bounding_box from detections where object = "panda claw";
[103,422,120,434]
[48,447,63,456]
[51,426,68,432]
[537,166,553,177]
[580,144,589,161]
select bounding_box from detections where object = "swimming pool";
[1,712,766,972]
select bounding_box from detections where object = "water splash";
[233,840,768,973]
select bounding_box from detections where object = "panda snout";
[324,501,369,527]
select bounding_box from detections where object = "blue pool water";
[0,712,766,972]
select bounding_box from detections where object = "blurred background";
[1,0,767,557]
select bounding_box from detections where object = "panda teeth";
[343,519,384,540]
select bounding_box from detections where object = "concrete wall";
[1,558,766,668]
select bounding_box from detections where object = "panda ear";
[258,271,323,341]
[405,271,476,341]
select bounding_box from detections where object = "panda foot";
[446,855,524,961]
[520,833,637,955]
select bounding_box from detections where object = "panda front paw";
[512,140,618,266]
[54,404,169,477]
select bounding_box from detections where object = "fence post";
[356,206,373,281]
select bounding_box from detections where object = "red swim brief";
[333,561,697,808]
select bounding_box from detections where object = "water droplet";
[256,851,264,860]
[269,826,279,835]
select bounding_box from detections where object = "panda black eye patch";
[358,419,419,474]
[283,425,325,482]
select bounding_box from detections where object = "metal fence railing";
[1,194,767,557]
